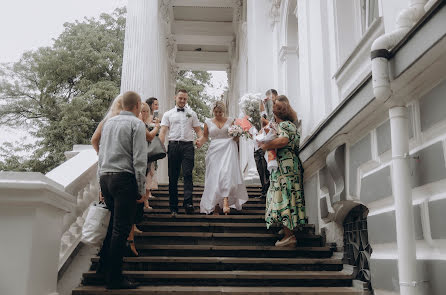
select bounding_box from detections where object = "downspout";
[370,1,433,294]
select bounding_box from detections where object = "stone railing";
[0,145,98,295]
[46,145,98,269]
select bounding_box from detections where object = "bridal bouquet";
[228,123,252,139]
[228,124,243,137]
[239,93,262,132]
[256,121,279,172]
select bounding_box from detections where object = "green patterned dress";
[265,121,306,230]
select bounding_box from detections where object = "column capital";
[160,0,173,24]
[166,34,177,63]
[169,63,180,81]
[233,0,243,23]
[269,0,282,29]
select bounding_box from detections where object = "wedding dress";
[200,117,249,214]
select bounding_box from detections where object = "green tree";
[0,8,126,172]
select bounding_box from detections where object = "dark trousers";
[98,172,137,283]
[168,141,195,212]
[254,149,270,195]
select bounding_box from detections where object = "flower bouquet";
[239,93,262,132]
[255,121,279,173]
[228,124,243,138]
[228,123,252,139]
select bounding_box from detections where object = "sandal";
[126,240,138,257]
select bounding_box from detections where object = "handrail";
[45,145,99,270]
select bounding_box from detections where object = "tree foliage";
[0,8,126,172]
[0,8,223,184]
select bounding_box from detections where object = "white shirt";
[161,106,200,142]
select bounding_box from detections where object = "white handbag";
[81,202,111,246]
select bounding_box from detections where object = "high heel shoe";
[125,240,138,257]
[223,198,230,215]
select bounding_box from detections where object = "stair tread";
[91,256,342,264]
[140,221,315,229]
[85,270,353,279]
[136,232,279,238]
[146,214,266,219]
[73,286,362,294]
[137,244,331,251]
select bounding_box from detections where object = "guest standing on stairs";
[96,91,147,289]
[159,89,203,216]
[196,101,249,215]
[259,95,307,247]
[145,96,161,201]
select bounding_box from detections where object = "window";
[360,0,379,33]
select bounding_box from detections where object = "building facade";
[1,1,445,294]
[118,0,446,294]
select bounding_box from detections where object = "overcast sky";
[0,0,128,63]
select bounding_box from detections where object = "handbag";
[147,135,167,162]
[81,202,111,246]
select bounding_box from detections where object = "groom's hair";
[176,89,188,95]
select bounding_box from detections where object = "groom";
[159,89,203,216]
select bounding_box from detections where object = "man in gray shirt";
[97,91,147,289]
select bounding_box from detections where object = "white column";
[121,0,166,102]
[121,0,171,183]
[0,173,75,295]
[389,107,419,295]
[246,0,274,93]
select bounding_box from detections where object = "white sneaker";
[275,235,296,247]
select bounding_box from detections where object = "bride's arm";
[196,123,209,148]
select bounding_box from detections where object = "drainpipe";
[389,107,419,295]
[370,1,430,294]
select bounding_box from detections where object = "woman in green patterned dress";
[259,95,306,247]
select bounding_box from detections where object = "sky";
[0,0,128,63]
[0,0,228,155]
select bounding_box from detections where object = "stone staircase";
[73,184,362,294]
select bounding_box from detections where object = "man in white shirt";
[159,89,203,216]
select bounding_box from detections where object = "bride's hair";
[104,95,124,120]
[212,100,226,114]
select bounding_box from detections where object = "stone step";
[133,232,322,247]
[82,270,353,287]
[90,256,343,272]
[146,208,266,215]
[148,200,266,209]
[143,214,267,223]
[127,245,333,258]
[137,221,315,235]
[151,191,263,198]
[155,184,262,189]
[73,285,363,295]
[150,196,265,204]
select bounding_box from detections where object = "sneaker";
[170,211,177,218]
[275,235,297,247]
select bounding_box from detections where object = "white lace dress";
[200,117,249,214]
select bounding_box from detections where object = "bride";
[196,101,249,215]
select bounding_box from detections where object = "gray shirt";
[98,111,148,196]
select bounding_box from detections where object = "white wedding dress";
[200,117,249,214]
